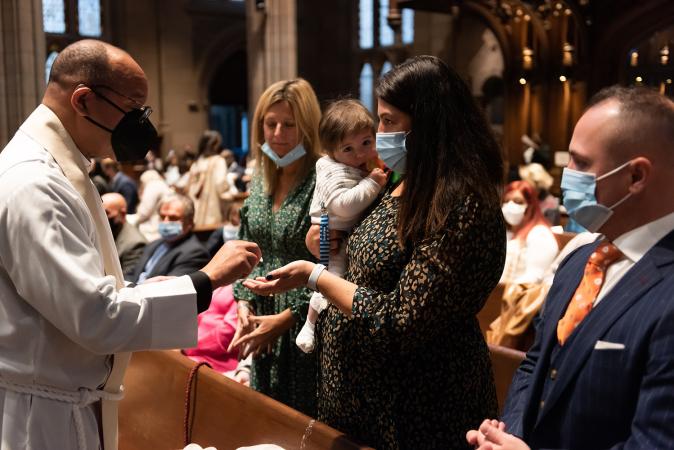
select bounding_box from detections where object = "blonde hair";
[319,99,375,155]
[251,78,322,194]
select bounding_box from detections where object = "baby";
[296,99,387,353]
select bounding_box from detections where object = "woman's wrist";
[306,263,326,291]
[279,308,297,328]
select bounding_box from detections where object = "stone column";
[0,0,45,148]
[246,0,297,114]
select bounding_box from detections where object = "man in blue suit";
[130,193,210,283]
[102,157,139,213]
[468,86,674,449]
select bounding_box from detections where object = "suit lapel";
[149,243,176,278]
[537,243,596,359]
[135,239,163,279]
[520,243,594,433]
[535,233,674,424]
[148,235,192,278]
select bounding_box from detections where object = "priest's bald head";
[43,39,157,162]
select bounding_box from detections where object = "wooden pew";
[488,344,525,412]
[119,350,371,450]
[478,283,505,335]
[193,224,221,243]
[553,231,577,251]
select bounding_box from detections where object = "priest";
[0,39,261,450]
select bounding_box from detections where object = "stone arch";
[195,25,247,107]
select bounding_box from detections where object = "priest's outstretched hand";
[201,240,262,288]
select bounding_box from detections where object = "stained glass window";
[402,9,414,44]
[45,51,59,84]
[359,0,373,49]
[360,63,374,113]
[43,0,66,34]
[78,0,102,37]
[379,0,394,46]
[381,61,393,75]
[241,114,249,156]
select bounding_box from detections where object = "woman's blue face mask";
[260,142,306,168]
[561,160,632,232]
[375,131,409,174]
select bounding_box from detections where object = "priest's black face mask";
[82,85,158,162]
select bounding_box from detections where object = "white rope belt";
[0,375,124,450]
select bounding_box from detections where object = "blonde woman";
[228,78,321,415]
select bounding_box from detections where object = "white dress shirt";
[595,211,674,305]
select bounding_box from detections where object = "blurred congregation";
[2,1,674,450]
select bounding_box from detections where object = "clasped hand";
[227,261,315,358]
[466,420,530,450]
[227,301,299,359]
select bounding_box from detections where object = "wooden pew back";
[554,232,576,251]
[478,283,505,335]
[488,344,525,412]
[119,350,371,450]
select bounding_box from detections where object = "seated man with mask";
[102,192,147,276]
[468,85,674,449]
[130,193,210,283]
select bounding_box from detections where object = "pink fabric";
[183,285,239,373]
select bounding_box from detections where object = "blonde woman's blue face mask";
[260,142,306,168]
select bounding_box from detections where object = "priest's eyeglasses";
[84,84,153,123]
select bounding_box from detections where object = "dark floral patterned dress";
[233,172,318,416]
[316,188,506,449]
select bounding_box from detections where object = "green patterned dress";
[232,171,318,416]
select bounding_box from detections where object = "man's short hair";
[158,194,195,223]
[48,40,115,88]
[587,85,674,158]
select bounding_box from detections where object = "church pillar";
[246,0,297,115]
[0,0,45,147]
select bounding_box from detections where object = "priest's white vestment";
[0,105,198,449]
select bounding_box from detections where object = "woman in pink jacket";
[183,285,239,374]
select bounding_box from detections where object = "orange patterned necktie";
[557,241,623,345]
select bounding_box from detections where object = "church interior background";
[2,1,674,448]
[2,0,674,189]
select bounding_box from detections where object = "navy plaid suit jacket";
[501,230,674,449]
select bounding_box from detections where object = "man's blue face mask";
[158,221,183,240]
[561,160,632,232]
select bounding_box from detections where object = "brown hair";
[319,99,375,155]
[197,130,222,157]
[376,55,503,244]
